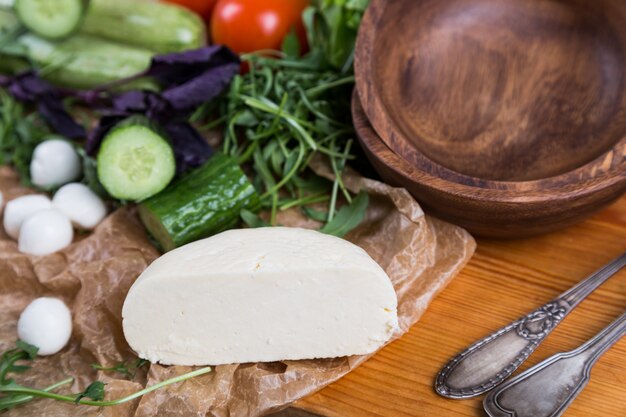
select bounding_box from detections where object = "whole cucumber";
[139,154,261,251]
[17,33,155,89]
[81,0,205,54]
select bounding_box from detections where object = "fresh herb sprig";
[0,341,211,411]
[216,54,357,226]
[206,0,371,235]
[91,358,148,379]
[0,90,49,185]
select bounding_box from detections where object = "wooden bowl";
[352,91,626,238]
[355,0,626,182]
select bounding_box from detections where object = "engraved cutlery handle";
[483,312,626,417]
[435,252,626,399]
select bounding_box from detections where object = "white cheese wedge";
[122,227,399,366]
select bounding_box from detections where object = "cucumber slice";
[97,117,175,201]
[14,0,85,39]
[139,154,261,251]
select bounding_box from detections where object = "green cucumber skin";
[139,154,261,251]
[0,9,29,74]
[97,116,176,201]
[17,33,154,89]
[81,0,205,54]
[14,0,87,39]
[0,8,18,34]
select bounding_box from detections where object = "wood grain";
[353,0,626,238]
[356,0,626,181]
[286,195,626,417]
[353,92,626,238]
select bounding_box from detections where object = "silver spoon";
[435,252,626,399]
[483,312,626,417]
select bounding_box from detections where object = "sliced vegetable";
[97,116,175,201]
[138,153,260,251]
[210,0,309,54]
[14,0,86,39]
[81,0,205,54]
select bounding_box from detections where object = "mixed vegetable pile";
[0,0,370,410]
[0,0,369,250]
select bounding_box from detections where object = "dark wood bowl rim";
[354,0,626,197]
[352,90,626,204]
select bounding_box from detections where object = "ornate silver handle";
[483,312,626,417]
[435,252,626,399]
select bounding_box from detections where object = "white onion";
[30,138,82,188]
[17,297,72,356]
[53,183,107,230]
[18,209,73,255]
[3,194,52,239]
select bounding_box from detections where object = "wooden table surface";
[282,195,626,417]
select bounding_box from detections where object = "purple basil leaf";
[111,90,149,112]
[164,121,213,173]
[162,63,240,113]
[86,114,127,155]
[7,71,51,100]
[147,45,239,86]
[111,90,173,122]
[38,96,86,139]
[7,72,85,139]
[147,45,240,113]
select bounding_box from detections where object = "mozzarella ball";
[3,194,52,239]
[53,183,106,230]
[18,209,73,256]
[17,297,72,355]
[30,138,82,188]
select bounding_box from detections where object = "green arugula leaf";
[240,209,269,228]
[15,341,38,360]
[0,91,50,186]
[281,29,301,58]
[90,358,148,379]
[320,191,369,237]
[74,381,105,403]
[302,206,329,222]
[292,175,332,194]
[0,330,209,411]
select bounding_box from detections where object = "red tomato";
[166,0,218,20]
[210,0,309,54]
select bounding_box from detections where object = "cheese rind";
[122,227,398,365]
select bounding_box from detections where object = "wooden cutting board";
[274,195,626,417]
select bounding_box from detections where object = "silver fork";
[483,312,626,417]
[435,252,626,399]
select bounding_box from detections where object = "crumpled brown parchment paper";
[0,163,475,417]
